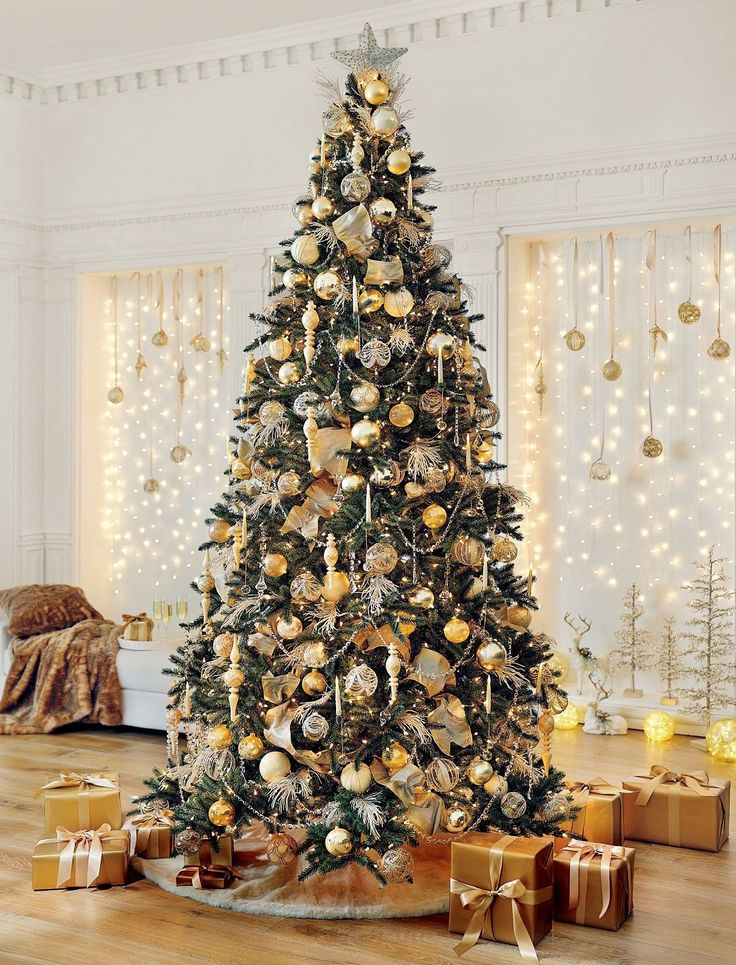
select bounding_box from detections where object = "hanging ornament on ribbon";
[534,243,548,412]
[642,231,664,458]
[190,267,211,353]
[708,224,731,360]
[215,265,228,373]
[151,270,168,347]
[131,271,147,380]
[678,225,701,325]
[563,238,586,351]
[602,232,622,380]
[106,275,124,404]
[173,268,188,405]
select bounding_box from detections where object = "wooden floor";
[1,726,734,965]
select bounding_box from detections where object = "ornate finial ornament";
[331,23,407,73]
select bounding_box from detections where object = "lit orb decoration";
[643,710,675,742]
[707,337,731,360]
[678,300,701,325]
[553,702,579,730]
[500,791,528,820]
[467,759,494,786]
[492,537,518,563]
[267,833,299,866]
[546,650,570,684]
[706,718,736,763]
[238,733,264,760]
[208,798,236,827]
[387,149,411,175]
[602,358,623,381]
[426,758,460,793]
[344,663,379,698]
[107,384,124,405]
[476,640,507,672]
[380,847,414,883]
[564,328,586,351]
[443,804,471,833]
[325,827,353,857]
[641,435,663,459]
[590,458,612,482]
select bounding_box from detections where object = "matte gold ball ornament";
[467,759,495,786]
[276,615,303,639]
[389,402,415,428]
[290,235,321,266]
[325,827,353,857]
[208,518,231,543]
[238,733,264,760]
[444,616,470,643]
[278,361,301,385]
[259,751,292,783]
[267,833,299,865]
[364,78,389,105]
[506,605,532,630]
[208,799,236,827]
[476,640,507,672]
[422,503,448,530]
[602,358,623,381]
[492,537,518,563]
[340,762,373,794]
[351,417,381,449]
[387,149,411,175]
[207,725,233,750]
[384,288,414,318]
[313,270,342,301]
[382,742,409,770]
[263,553,288,578]
[443,804,471,833]
[484,773,508,797]
[311,196,335,220]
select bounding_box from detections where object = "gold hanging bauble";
[325,827,353,857]
[277,471,301,496]
[276,615,303,639]
[208,799,236,827]
[404,481,425,499]
[641,435,664,458]
[476,640,507,672]
[107,385,124,405]
[322,570,350,602]
[282,269,308,290]
[359,288,383,313]
[369,196,397,225]
[313,270,342,301]
[444,616,470,643]
[451,534,485,567]
[475,438,495,465]
[213,633,233,659]
[484,773,508,797]
[443,804,471,833]
[426,331,456,359]
[408,585,434,609]
[364,78,389,105]
[295,204,315,226]
[230,458,250,479]
[302,670,328,696]
[492,537,518,562]
[707,337,731,360]
[356,67,380,88]
[170,444,191,464]
[388,402,415,428]
[397,612,416,636]
[387,149,411,175]
[267,833,299,865]
[340,762,373,793]
[238,733,264,760]
[422,503,447,530]
[311,195,336,220]
[341,171,372,203]
[602,358,623,381]
[263,553,288,578]
[143,477,160,494]
[207,725,233,750]
[425,758,460,792]
[351,417,381,448]
[303,640,328,668]
[384,288,414,318]
[350,382,381,412]
[337,335,361,355]
[290,234,321,266]
[381,742,409,770]
[269,336,292,361]
[678,300,701,325]
[371,105,400,138]
[564,328,586,351]
[467,759,495,786]
[259,751,292,783]
[506,604,532,629]
[341,472,366,494]
[278,361,302,385]
[208,518,231,544]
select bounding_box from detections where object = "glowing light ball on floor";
[554,702,579,730]
[643,711,675,742]
[706,718,736,763]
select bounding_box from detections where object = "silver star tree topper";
[331,23,407,73]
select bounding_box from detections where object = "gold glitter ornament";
[364,78,389,105]
[708,337,731,360]
[321,106,350,136]
[492,537,518,562]
[207,725,233,750]
[267,833,299,865]
[268,337,292,361]
[278,361,301,385]
[263,553,288,578]
[444,616,470,643]
[381,742,409,770]
[500,791,527,819]
[170,444,191,464]
[230,457,250,479]
[678,300,701,325]
[325,827,353,856]
[408,585,434,609]
[302,670,327,695]
[387,149,411,175]
[311,195,335,220]
[451,534,485,567]
[351,416,381,448]
[350,382,381,412]
[467,759,494,786]
[294,202,314,226]
[602,358,622,381]
[364,542,399,575]
[209,519,231,543]
[380,847,414,883]
[589,458,612,482]
[238,734,264,760]
[443,804,471,833]
[564,328,586,351]
[641,435,663,458]
[313,270,342,301]
[476,640,507,672]
[107,385,124,405]
[422,503,447,530]
[208,799,235,827]
[384,288,414,318]
[389,402,415,427]
[484,773,508,797]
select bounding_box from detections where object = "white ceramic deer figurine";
[564,612,593,695]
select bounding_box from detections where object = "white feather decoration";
[350,792,386,839]
[267,771,310,813]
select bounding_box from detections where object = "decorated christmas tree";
[139,24,569,883]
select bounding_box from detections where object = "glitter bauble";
[276,615,303,639]
[268,337,292,361]
[107,385,124,405]
[387,149,411,175]
[536,793,571,824]
[500,791,527,819]
[259,751,291,783]
[341,472,366,494]
[291,235,320,266]
[322,106,350,136]
[371,105,400,138]
[151,329,168,347]
[420,388,450,416]
[388,402,415,428]
[277,471,301,496]
[405,481,425,499]
[170,444,191,464]
[590,458,612,481]
[351,417,381,448]
[238,734,264,759]
[364,542,399,575]
[602,358,622,381]
[476,640,507,672]
[359,288,383,313]
[302,670,327,696]
[422,503,447,530]
[212,633,233,658]
[451,534,485,567]
[384,288,414,318]
[408,586,434,609]
[708,337,731,360]
[290,572,322,603]
[208,799,235,827]
[467,759,495,786]
[444,616,470,643]
[506,605,532,629]
[706,718,736,763]
[282,269,308,289]
[564,328,586,351]
[369,196,397,224]
[380,847,414,883]
[325,827,353,857]
[267,833,299,865]
[443,804,471,833]
[340,762,373,794]
[311,195,335,220]
[484,774,508,797]
[341,171,371,203]
[313,270,342,301]
[209,518,231,543]
[263,553,288,578]
[207,725,233,750]
[381,742,409,770]
[303,640,328,667]
[678,300,701,325]
[641,435,663,458]
[345,663,378,698]
[425,758,460,792]
[426,331,456,359]
[142,477,160,494]
[492,537,518,563]
[364,78,389,105]
[302,712,329,742]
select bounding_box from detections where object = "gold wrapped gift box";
[622,765,730,852]
[36,771,122,834]
[562,778,626,846]
[182,833,234,867]
[124,812,174,858]
[122,613,154,641]
[449,832,554,961]
[32,826,129,890]
[553,840,635,931]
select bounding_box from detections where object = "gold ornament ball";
[341,472,366,494]
[208,518,231,544]
[553,702,579,730]
[311,195,335,220]
[359,288,383,314]
[678,300,701,325]
[426,331,456,359]
[350,382,381,413]
[238,733,264,760]
[369,196,397,225]
[290,235,321,266]
[384,288,414,318]
[371,105,400,138]
[467,759,495,786]
[208,799,235,827]
[382,742,409,771]
[151,329,168,347]
[484,773,508,797]
[443,804,471,833]
[408,585,434,609]
[322,570,350,602]
[405,481,425,499]
[643,710,675,742]
[356,67,380,88]
[143,477,160,494]
[387,149,411,175]
[564,328,586,351]
[263,553,288,578]
[340,762,373,794]
[267,833,299,866]
[507,604,532,629]
[337,335,360,356]
[277,470,301,496]
[602,358,623,381]
[364,78,389,105]
[107,385,124,405]
[451,534,485,568]
[475,439,495,465]
[708,337,731,360]
[642,435,663,459]
[170,444,190,464]
[492,537,518,563]
[278,361,301,385]
[325,827,353,857]
[282,268,308,290]
[314,270,342,301]
[294,203,314,226]
[705,718,736,763]
[302,669,327,696]
[444,616,470,643]
[389,402,415,428]
[230,457,250,480]
[207,724,233,750]
[351,417,381,449]
[422,503,448,530]
[269,337,292,361]
[259,751,292,783]
[276,615,303,639]
[190,332,211,352]
[538,710,555,736]
[476,640,507,672]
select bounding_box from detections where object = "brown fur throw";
[0,583,102,637]
[0,619,123,734]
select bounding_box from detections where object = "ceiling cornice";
[0,0,683,106]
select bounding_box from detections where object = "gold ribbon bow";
[124,810,175,855]
[177,864,245,889]
[635,765,715,806]
[51,824,116,888]
[562,839,628,922]
[566,777,620,807]
[121,612,149,628]
[35,771,119,830]
[451,835,552,961]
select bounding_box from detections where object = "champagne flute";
[161,600,173,638]
[176,597,188,628]
[153,597,163,640]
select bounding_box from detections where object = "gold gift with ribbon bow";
[176,863,245,889]
[182,833,234,868]
[449,832,554,961]
[553,839,634,931]
[36,771,122,834]
[123,810,175,858]
[622,765,730,852]
[32,824,129,890]
[121,612,154,641]
[562,777,630,846]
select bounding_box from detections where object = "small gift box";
[124,811,175,858]
[122,612,154,642]
[622,765,730,852]
[175,864,244,889]
[449,832,554,961]
[32,825,129,890]
[553,840,635,931]
[36,771,122,834]
[182,833,234,867]
[562,778,628,846]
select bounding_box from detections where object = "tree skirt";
[133,824,451,919]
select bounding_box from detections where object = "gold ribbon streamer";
[561,839,628,921]
[714,223,722,336]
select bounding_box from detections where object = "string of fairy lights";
[509,223,735,686]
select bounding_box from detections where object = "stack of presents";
[30,764,729,962]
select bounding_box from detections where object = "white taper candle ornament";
[465,433,472,471]
[365,483,372,524]
[482,552,489,590]
[335,677,342,718]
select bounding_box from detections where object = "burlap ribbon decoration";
[124,810,175,855]
[451,835,552,961]
[35,771,119,830]
[561,839,630,923]
[41,824,120,888]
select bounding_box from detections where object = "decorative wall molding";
[0,0,680,106]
